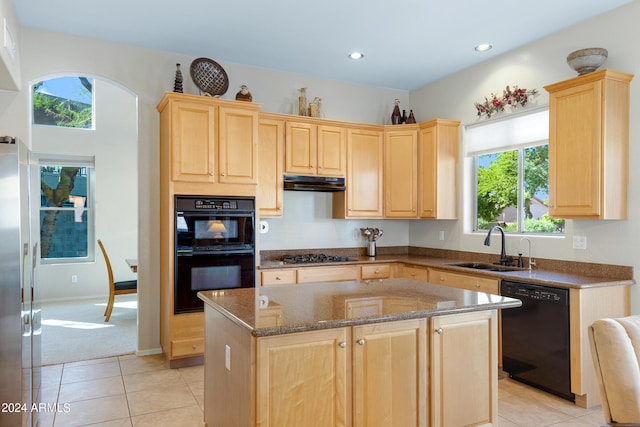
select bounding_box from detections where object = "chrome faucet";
[520,237,536,270]
[484,225,513,265]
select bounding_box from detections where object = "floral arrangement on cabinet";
[474,85,538,118]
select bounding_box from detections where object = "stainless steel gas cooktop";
[281,254,350,264]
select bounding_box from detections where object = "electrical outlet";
[71,275,78,283]
[439,230,445,241]
[225,344,231,371]
[573,235,587,250]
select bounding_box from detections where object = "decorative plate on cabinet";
[190,57,229,97]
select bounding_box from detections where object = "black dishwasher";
[500,280,575,402]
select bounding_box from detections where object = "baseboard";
[135,347,163,357]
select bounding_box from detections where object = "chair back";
[589,315,640,424]
[97,239,115,287]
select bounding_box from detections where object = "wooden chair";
[97,239,137,322]
[589,315,640,425]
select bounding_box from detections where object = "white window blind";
[465,107,549,156]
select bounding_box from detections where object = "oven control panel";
[194,199,238,210]
[176,196,255,212]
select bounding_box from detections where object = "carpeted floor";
[40,294,137,366]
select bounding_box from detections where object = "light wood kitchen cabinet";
[285,120,346,176]
[333,127,384,218]
[360,263,393,280]
[384,127,419,218]
[260,268,297,285]
[157,93,259,367]
[297,265,359,283]
[430,310,498,427]
[158,92,259,188]
[256,328,350,427]
[257,116,285,217]
[429,268,499,294]
[418,119,460,219]
[544,69,633,219]
[346,297,384,318]
[398,264,429,282]
[353,319,428,427]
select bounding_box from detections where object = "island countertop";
[198,278,521,337]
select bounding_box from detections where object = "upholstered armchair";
[589,316,640,425]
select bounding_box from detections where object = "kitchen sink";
[448,262,521,272]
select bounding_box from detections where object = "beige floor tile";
[497,415,520,426]
[58,376,125,403]
[52,394,130,427]
[63,356,120,368]
[81,419,133,427]
[61,360,122,384]
[126,383,197,417]
[131,404,204,427]
[122,369,184,393]
[40,364,63,388]
[119,354,165,376]
[546,410,606,426]
[188,381,205,412]
[38,385,61,405]
[35,410,55,427]
[177,364,204,385]
[501,393,586,426]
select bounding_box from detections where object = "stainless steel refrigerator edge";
[0,138,41,427]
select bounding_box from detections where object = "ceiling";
[11,0,633,91]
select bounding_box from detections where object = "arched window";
[32,76,94,129]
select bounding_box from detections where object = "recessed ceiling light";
[348,52,364,60]
[475,44,493,52]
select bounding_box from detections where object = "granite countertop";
[259,255,635,290]
[198,278,521,337]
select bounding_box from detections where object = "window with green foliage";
[475,146,564,233]
[33,76,93,128]
[40,164,94,262]
[466,108,564,235]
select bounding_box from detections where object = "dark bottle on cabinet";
[391,100,401,125]
[406,110,416,124]
[401,110,407,124]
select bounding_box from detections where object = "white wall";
[258,192,408,250]
[408,1,640,312]
[32,78,138,302]
[0,0,20,89]
[0,26,409,353]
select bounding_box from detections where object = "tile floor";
[37,354,606,426]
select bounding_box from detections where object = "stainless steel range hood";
[283,175,346,192]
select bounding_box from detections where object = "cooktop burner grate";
[281,254,350,264]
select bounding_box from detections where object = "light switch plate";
[225,345,231,371]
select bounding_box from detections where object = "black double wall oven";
[174,196,255,314]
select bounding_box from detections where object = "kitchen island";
[199,278,521,427]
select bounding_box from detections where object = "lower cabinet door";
[353,319,428,427]
[430,310,498,427]
[256,328,350,427]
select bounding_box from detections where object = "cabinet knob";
[410,272,416,277]
[357,339,365,346]
[221,173,226,176]
[339,341,347,348]
[435,328,443,335]
[475,283,480,288]
[439,277,445,281]
[192,345,197,350]
[275,277,281,280]
[375,270,380,274]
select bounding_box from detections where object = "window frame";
[39,159,96,265]
[465,107,563,236]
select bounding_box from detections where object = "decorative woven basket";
[190,57,229,96]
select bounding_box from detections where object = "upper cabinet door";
[545,69,633,219]
[338,128,384,218]
[218,106,259,184]
[258,117,285,217]
[384,128,418,218]
[419,119,459,219]
[285,121,317,175]
[170,101,216,183]
[317,125,346,177]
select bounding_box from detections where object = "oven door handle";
[177,249,254,256]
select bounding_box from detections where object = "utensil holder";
[366,241,376,257]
